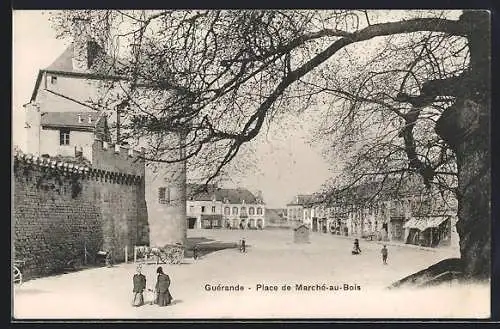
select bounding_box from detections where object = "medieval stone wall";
[12,153,148,280]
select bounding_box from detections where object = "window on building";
[249,207,255,215]
[257,207,262,215]
[59,129,70,145]
[224,207,230,215]
[50,76,57,84]
[201,206,206,213]
[189,205,194,213]
[232,207,238,215]
[211,206,216,213]
[241,207,246,214]
[158,187,170,204]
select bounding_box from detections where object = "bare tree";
[49,9,490,280]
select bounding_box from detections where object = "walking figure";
[240,238,246,253]
[352,238,362,255]
[381,245,388,264]
[105,249,113,267]
[193,244,199,260]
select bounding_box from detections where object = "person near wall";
[155,266,173,306]
[105,249,113,267]
[352,238,362,255]
[381,245,388,265]
[132,265,146,307]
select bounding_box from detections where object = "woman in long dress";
[132,265,146,307]
[155,266,173,306]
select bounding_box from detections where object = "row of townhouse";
[186,184,266,229]
[287,179,459,248]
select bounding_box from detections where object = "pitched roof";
[30,42,127,102]
[45,42,124,76]
[287,194,315,206]
[218,188,259,204]
[187,184,261,204]
[294,224,309,231]
[40,112,102,130]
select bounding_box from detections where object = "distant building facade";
[187,184,266,229]
[286,195,314,225]
[309,178,458,248]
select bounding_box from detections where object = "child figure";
[381,245,388,264]
[352,238,362,255]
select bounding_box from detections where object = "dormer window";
[88,115,92,123]
[78,115,83,123]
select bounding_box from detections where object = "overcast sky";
[12,10,334,208]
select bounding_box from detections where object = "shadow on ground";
[184,237,239,258]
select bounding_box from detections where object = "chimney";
[71,16,93,72]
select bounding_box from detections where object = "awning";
[426,216,450,228]
[403,218,427,231]
[404,216,449,231]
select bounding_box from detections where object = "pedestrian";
[240,238,246,253]
[132,265,146,307]
[105,249,113,267]
[193,244,199,260]
[381,245,388,264]
[154,266,173,306]
[352,238,362,255]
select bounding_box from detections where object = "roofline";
[30,69,126,103]
[30,68,195,104]
[41,125,96,132]
[30,70,43,103]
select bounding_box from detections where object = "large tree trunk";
[435,11,491,280]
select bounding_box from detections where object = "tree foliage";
[48,10,475,194]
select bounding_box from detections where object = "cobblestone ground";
[13,229,489,319]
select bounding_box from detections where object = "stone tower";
[144,132,187,247]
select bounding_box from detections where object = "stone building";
[187,184,266,229]
[286,194,314,226]
[314,178,458,247]
[20,17,187,248]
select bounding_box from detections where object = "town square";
[14,227,490,319]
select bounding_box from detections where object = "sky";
[12,10,334,209]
